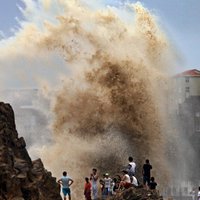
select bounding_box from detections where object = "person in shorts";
[58,171,74,200]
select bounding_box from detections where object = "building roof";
[175,69,200,77]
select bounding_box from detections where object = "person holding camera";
[90,168,99,200]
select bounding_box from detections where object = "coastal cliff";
[0,102,62,200]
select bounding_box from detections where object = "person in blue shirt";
[58,171,74,200]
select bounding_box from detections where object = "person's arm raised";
[94,174,98,181]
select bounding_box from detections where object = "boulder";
[109,187,163,200]
[0,102,62,200]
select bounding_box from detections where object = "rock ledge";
[0,102,62,200]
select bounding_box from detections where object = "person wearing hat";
[102,173,112,199]
[90,168,99,200]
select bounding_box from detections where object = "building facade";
[172,69,200,135]
[171,69,200,184]
[173,69,200,104]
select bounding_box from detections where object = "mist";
[0,0,197,199]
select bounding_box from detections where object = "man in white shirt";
[102,173,112,199]
[128,157,136,175]
[127,156,136,183]
[198,186,200,200]
[58,171,74,200]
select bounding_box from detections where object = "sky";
[0,0,199,89]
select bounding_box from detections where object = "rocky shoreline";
[0,102,164,200]
[108,187,163,200]
[0,102,62,200]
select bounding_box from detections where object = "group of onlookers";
[57,157,158,200]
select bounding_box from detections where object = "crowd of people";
[57,157,158,200]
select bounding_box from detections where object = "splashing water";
[0,0,179,198]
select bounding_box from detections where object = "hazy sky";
[0,0,199,72]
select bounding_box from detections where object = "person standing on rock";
[84,177,92,200]
[127,156,136,183]
[90,168,99,200]
[102,173,112,199]
[142,159,152,187]
[58,171,74,200]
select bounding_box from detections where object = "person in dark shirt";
[148,177,157,190]
[142,159,152,187]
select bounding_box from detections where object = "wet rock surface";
[108,187,163,200]
[0,102,62,200]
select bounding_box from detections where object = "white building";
[173,69,200,104]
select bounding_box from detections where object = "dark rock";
[0,102,62,200]
[108,187,163,200]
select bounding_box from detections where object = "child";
[84,177,92,200]
[148,177,157,190]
